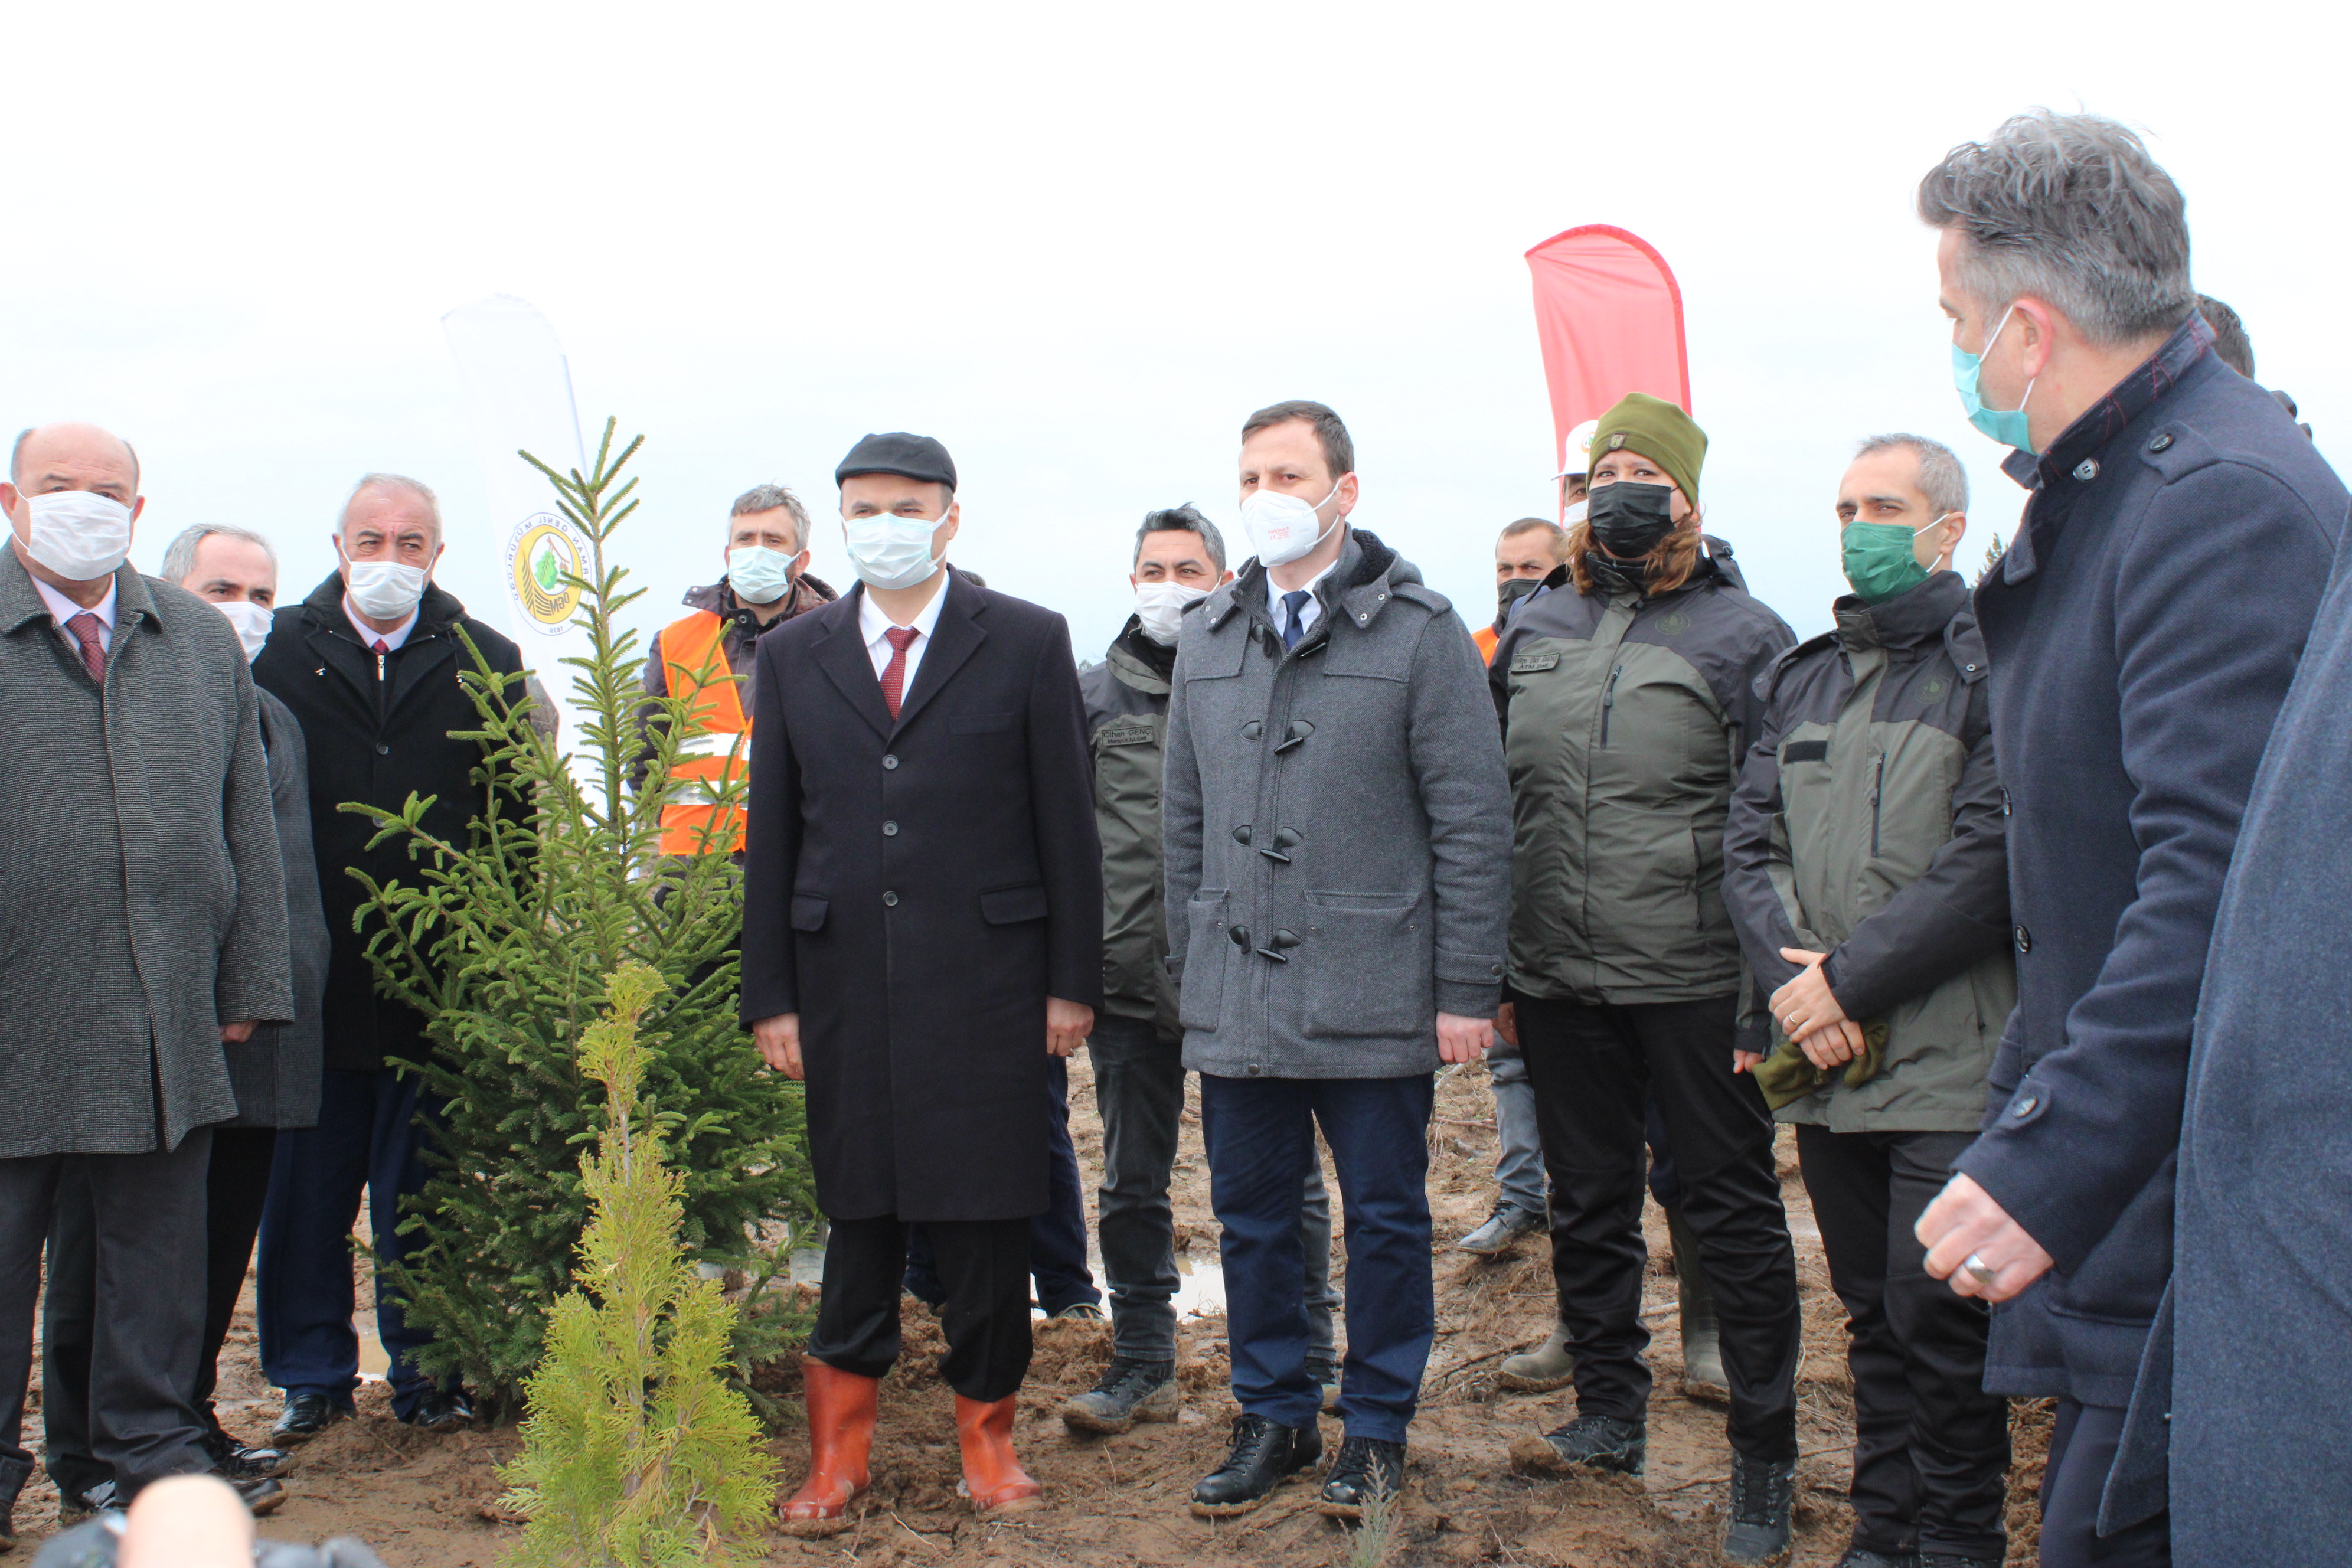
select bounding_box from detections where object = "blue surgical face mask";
[1951,305,2038,454]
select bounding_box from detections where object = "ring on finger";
[1963,1252,1998,1286]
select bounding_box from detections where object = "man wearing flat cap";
[741,432,1103,1533]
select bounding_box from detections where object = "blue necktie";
[1281,590,1311,651]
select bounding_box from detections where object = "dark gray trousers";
[0,1131,213,1507]
[1087,1014,1337,1362]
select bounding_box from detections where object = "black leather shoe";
[1188,1413,1322,1517]
[201,1423,289,1479]
[272,1392,350,1444]
[1316,1435,1406,1520]
[1919,1555,2002,1568]
[1509,1413,1647,1476]
[1722,1453,1796,1565]
[400,1389,477,1431]
[221,1472,288,1516]
[1837,1550,1922,1567]
[1455,1203,1547,1256]
[58,1479,117,1527]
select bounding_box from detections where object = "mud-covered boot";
[1495,1318,1575,1392]
[778,1359,880,1537]
[1665,1204,1728,1402]
[1508,1413,1645,1476]
[955,1393,1044,1516]
[1060,1356,1178,1435]
[1723,1453,1796,1565]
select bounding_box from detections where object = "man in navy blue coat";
[1909,112,2348,1568]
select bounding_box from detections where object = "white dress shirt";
[35,576,118,656]
[344,596,420,652]
[859,570,952,692]
[1266,556,1340,642]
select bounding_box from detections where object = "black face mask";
[1585,480,1679,561]
[1494,574,1542,631]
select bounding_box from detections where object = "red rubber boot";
[778,1360,879,1537]
[955,1393,1044,1515]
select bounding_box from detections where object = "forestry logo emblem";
[507,514,584,635]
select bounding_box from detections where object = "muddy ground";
[12,1057,2050,1565]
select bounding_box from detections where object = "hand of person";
[1047,997,1093,1057]
[1494,1001,1519,1048]
[1770,948,1849,1043]
[219,1020,257,1044]
[1798,1018,1867,1072]
[1732,1048,1764,1074]
[752,1013,803,1079]
[1916,1171,2055,1302]
[1437,1012,1493,1064]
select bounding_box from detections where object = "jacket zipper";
[1870,753,1884,857]
[1599,664,1623,746]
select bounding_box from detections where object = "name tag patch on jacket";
[1782,739,1829,763]
[1099,726,1154,746]
[1509,651,1561,673]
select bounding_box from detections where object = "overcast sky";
[6,1,2340,677]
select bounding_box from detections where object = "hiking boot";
[1835,1551,1922,1567]
[1306,1351,1341,1413]
[1722,1453,1796,1565]
[1317,1435,1406,1520]
[1918,1555,2003,1568]
[1060,1356,1178,1434]
[1495,1319,1574,1392]
[1664,1204,1727,1402]
[1508,1413,1646,1476]
[1050,1302,1108,1324]
[1189,1413,1322,1517]
[1456,1203,1547,1256]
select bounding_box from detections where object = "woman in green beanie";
[1489,393,1809,1566]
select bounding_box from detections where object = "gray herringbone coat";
[0,548,293,1157]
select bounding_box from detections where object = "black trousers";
[1796,1125,2008,1559]
[43,1128,279,1499]
[2040,1399,2172,1567]
[0,1132,213,1508]
[807,1216,1031,1403]
[1518,994,1799,1459]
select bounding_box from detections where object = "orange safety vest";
[1474,624,1500,666]
[658,609,750,856]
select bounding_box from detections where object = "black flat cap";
[834,432,957,491]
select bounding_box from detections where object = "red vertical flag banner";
[1524,224,1691,479]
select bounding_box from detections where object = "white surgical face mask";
[843,510,943,592]
[1239,482,1341,568]
[345,558,428,620]
[21,489,133,581]
[727,544,799,606]
[214,599,273,661]
[1134,581,1209,645]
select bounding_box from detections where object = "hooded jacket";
[1490,541,1795,1007]
[1081,616,1181,1031]
[1163,528,1510,1079]
[1722,570,2014,1131]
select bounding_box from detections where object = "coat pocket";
[979,883,1049,924]
[1178,889,1230,1031]
[1302,891,1429,1040]
[790,893,829,932]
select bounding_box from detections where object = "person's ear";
[1938,512,1968,571]
[2014,300,2057,379]
[1219,569,1236,584]
[1334,473,1360,518]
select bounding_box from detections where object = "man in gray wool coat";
[0,422,293,1537]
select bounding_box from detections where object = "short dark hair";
[1135,503,1227,572]
[1499,517,1567,558]
[1240,400,1354,481]
[2198,295,2255,379]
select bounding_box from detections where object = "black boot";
[1835,1550,1922,1567]
[1059,1356,1178,1434]
[1189,1413,1322,1518]
[1919,1555,2003,1568]
[1317,1435,1406,1520]
[1508,1413,1646,1476]
[1722,1453,1796,1565]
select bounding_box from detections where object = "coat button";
[2073,458,2100,481]
[2013,1093,2040,1116]
[882,753,899,769]
[2150,433,2174,453]
[883,821,899,836]
[883,890,899,907]
[2001,787,2011,817]
[2014,925,2031,953]
[376,743,390,755]
[1245,1064,1262,1077]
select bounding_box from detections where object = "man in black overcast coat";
[742,432,1102,1533]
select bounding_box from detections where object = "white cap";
[1554,419,1600,480]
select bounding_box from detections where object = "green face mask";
[1841,514,1953,605]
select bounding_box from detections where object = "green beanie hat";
[1589,392,1707,505]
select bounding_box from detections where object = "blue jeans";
[256,1067,444,1418]
[1199,1071,1435,1443]
[907,1054,1100,1315]
[1485,1036,1547,1218]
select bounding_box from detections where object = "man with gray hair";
[251,473,529,1445]
[1724,433,2015,1568]
[633,483,835,849]
[1907,112,2347,1566]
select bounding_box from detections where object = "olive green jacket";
[1080,618,1180,1033]
[1721,571,2015,1132]
[1491,544,1795,1006]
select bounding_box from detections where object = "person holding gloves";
[1495,394,1803,1567]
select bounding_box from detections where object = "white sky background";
[5,1,2343,674]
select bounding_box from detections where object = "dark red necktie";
[880,626,919,718]
[66,613,106,682]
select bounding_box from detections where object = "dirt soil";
[11,1057,2051,1566]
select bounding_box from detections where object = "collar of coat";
[0,545,166,639]
[684,571,839,634]
[802,567,996,741]
[1106,614,1177,691]
[297,570,471,642]
[1202,526,1409,639]
[1831,570,1970,654]
[2000,312,2216,496]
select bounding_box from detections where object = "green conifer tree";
[499,960,779,1567]
[347,420,814,1413]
